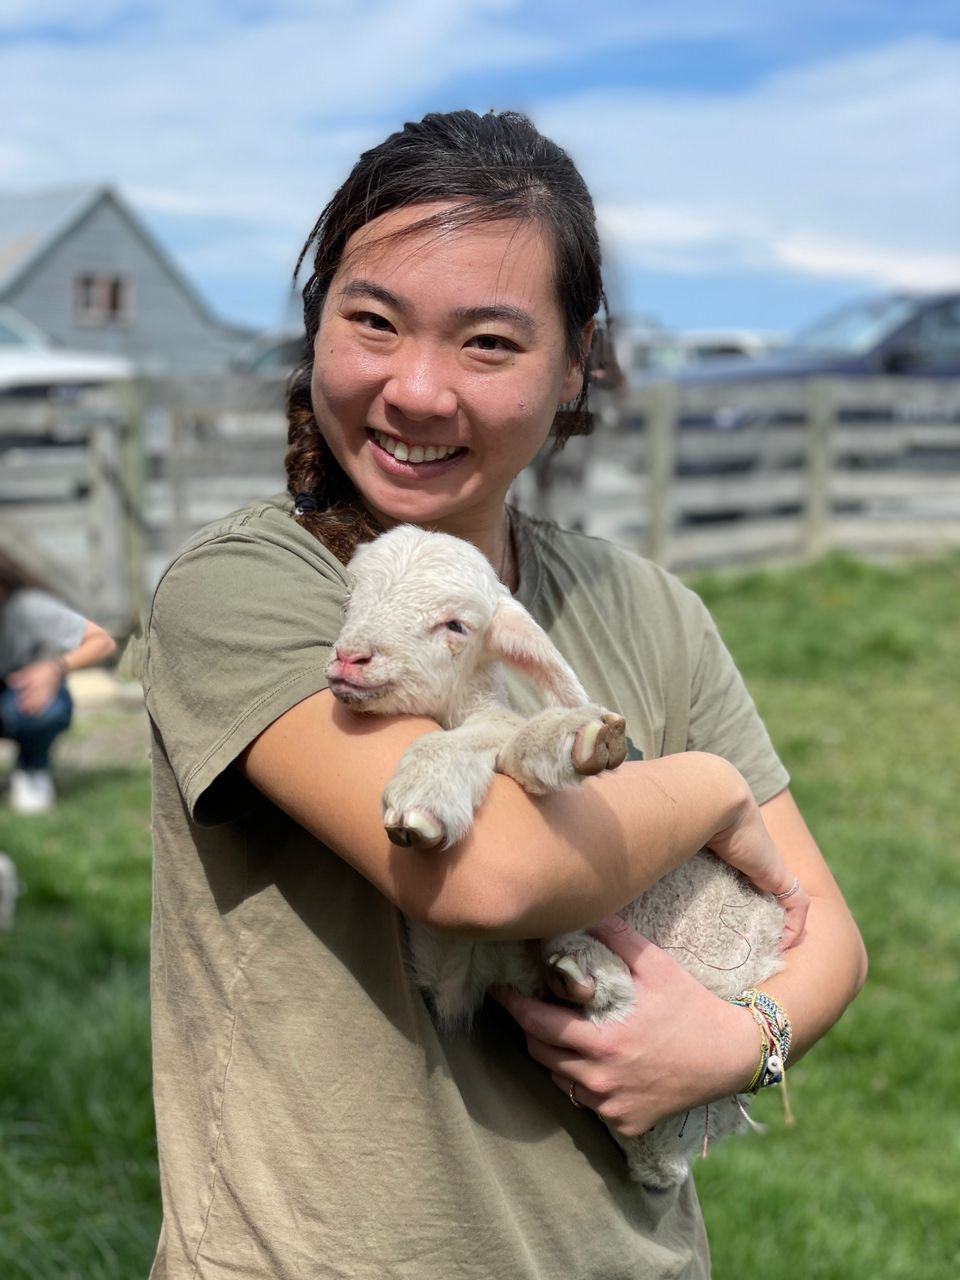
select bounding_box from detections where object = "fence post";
[169,405,193,554]
[114,379,147,626]
[803,379,834,559]
[88,417,130,628]
[644,380,677,565]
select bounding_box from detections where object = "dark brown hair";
[285,109,606,561]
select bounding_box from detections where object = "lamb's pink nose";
[332,647,372,677]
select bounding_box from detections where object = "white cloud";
[0,0,132,29]
[540,37,960,292]
[773,235,960,290]
[1,7,957,324]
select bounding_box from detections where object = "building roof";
[0,183,252,337]
[0,185,104,295]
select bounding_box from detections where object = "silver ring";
[568,1080,585,1109]
[774,876,801,901]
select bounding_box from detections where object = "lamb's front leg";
[382,707,524,849]
[496,705,627,796]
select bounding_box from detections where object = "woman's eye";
[354,311,395,333]
[445,620,467,634]
[467,334,517,354]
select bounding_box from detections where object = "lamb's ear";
[486,597,588,706]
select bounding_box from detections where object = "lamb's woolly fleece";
[329,524,785,1190]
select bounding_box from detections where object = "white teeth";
[373,431,459,463]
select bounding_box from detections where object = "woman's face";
[310,202,586,540]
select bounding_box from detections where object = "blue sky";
[2,1,958,338]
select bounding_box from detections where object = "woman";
[144,110,865,1278]
[1,559,116,814]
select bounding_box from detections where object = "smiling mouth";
[370,429,465,465]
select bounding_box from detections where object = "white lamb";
[327,524,785,1189]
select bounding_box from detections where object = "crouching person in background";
[0,561,116,814]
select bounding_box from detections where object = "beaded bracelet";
[728,988,792,1093]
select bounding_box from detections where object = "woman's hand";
[7,659,64,717]
[707,789,810,947]
[493,916,761,1138]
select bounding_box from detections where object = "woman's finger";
[778,885,811,948]
[522,1035,591,1078]
[550,1071,602,1113]
[588,915,658,973]
[490,986,598,1053]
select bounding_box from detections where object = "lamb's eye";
[445,620,466,634]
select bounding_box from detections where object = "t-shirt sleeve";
[684,591,790,806]
[14,590,87,660]
[143,529,349,825]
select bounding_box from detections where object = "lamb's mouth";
[370,429,465,465]
[327,676,395,708]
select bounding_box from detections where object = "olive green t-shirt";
[144,494,788,1280]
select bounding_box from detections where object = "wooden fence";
[0,387,145,632]
[601,377,960,571]
[1,374,958,630]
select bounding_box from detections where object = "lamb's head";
[327,525,587,725]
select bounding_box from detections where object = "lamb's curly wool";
[328,524,784,1189]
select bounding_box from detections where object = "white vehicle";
[616,318,784,383]
[0,306,133,399]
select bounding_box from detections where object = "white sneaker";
[9,769,56,815]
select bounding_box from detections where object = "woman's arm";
[61,618,118,673]
[738,788,867,1062]
[237,688,794,940]
[493,787,866,1136]
[7,619,117,716]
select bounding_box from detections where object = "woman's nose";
[383,346,458,420]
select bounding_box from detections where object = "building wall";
[4,196,248,374]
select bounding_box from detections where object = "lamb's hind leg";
[497,705,627,797]
[541,930,635,1024]
[540,929,705,1191]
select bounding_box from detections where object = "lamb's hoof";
[545,952,596,1003]
[383,806,445,849]
[573,713,627,776]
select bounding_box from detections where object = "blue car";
[624,294,960,489]
[627,293,960,445]
[672,292,960,392]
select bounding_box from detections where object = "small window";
[73,273,133,326]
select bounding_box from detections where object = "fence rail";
[1,374,959,628]
[600,377,960,569]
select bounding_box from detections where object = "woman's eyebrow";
[338,280,538,338]
[338,279,400,308]
[452,304,538,338]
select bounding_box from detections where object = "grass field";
[1,552,958,1278]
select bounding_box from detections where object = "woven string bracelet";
[727,988,796,1125]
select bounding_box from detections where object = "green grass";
[693,553,960,1278]
[1,551,958,1277]
[0,763,157,1279]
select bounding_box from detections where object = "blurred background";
[1,3,958,1276]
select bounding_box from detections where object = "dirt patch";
[62,706,152,771]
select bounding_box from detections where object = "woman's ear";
[485,597,588,706]
[560,318,597,404]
